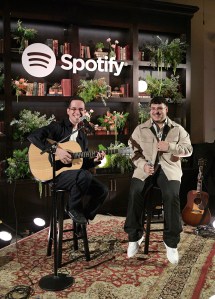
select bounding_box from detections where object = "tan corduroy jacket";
[129,117,193,182]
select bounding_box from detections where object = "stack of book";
[94,51,109,59]
[26,82,47,96]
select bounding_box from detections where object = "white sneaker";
[127,235,145,258]
[164,242,179,264]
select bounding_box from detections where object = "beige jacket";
[129,117,193,182]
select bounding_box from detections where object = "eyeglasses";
[68,107,85,112]
[150,107,166,111]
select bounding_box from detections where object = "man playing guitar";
[28,96,108,225]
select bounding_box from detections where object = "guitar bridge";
[192,209,203,214]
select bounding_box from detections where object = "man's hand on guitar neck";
[94,151,106,162]
[56,147,72,164]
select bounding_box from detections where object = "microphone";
[147,160,154,167]
[79,116,95,133]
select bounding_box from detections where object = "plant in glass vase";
[12,19,38,53]
[106,38,119,59]
[85,109,94,121]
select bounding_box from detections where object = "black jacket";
[27,118,95,170]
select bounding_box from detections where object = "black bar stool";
[47,189,90,268]
[143,186,165,254]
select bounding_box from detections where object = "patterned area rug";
[0,215,215,299]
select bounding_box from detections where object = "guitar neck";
[196,180,202,193]
[73,148,121,159]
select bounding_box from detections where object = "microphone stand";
[39,124,85,291]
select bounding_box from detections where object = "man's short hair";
[150,96,168,106]
[67,95,85,107]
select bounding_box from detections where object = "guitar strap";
[150,123,170,169]
[143,124,170,200]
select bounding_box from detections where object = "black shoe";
[67,209,87,224]
[75,223,82,236]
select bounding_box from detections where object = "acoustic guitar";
[181,158,211,227]
[28,140,131,182]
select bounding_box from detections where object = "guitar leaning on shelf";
[181,158,211,227]
[28,140,131,182]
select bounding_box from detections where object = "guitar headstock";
[198,158,206,167]
[198,158,206,178]
[118,147,132,156]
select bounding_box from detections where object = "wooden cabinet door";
[96,173,132,217]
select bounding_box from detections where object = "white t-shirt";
[69,128,78,141]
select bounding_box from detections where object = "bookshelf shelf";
[0,0,198,158]
[0,0,199,227]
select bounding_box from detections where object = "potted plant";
[138,103,150,124]
[77,78,110,106]
[97,142,133,174]
[10,109,56,142]
[95,42,105,52]
[12,19,38,53]
[106,38,119,59]
[5,148,32,183]
[145,74,183,103]
[144,35,188,75]
[5,147,43,198]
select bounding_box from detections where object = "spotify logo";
[22,43,125,78]
[22,43,56,77]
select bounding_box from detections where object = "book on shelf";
[64,42,72,55]
[120,83,129,97]
[60,42,72,55]
[46,39,53,49]
[61,79,73,96]
[116,44,130,60]
[26,83,34,96]
[79,43,91,58]
[32,82,38,96]
[26,82,47,96]
[38,82,47,96]
[138,92,150,99]
[53,39,59,56]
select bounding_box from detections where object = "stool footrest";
[47,189,90,268]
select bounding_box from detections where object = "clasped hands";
[157,140,169,152]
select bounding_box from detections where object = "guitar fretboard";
[72,148,125,159]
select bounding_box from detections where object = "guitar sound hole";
[194,197,201,205]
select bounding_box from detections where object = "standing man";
[28,96,108,225]
[124,96,193,264]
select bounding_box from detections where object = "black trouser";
[55,169,108,220]
[124,168,182,248]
